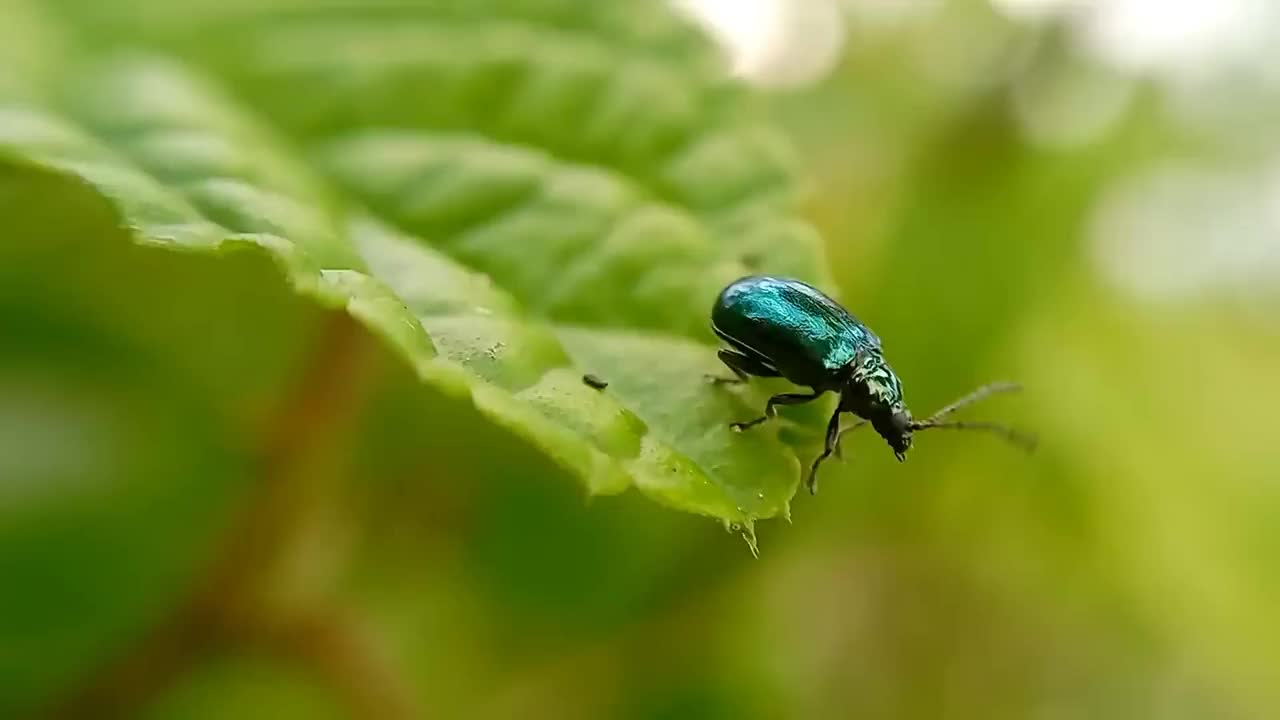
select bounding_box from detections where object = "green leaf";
[1,0,834,529]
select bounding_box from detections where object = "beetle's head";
[873,404,913,461]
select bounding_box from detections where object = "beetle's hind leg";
[731,389,825,431]
[706,349,781,385]
[807,409,843,494]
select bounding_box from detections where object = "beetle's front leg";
[833,418,868,460]
[807,409,843,494]
[731,389,824,431]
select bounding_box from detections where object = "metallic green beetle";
[711,276,1032,492]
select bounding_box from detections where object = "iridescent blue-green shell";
[712,276,881,389]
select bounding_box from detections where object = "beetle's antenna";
[913,382,1034,451]
[923,382,1022,424]
[908,418,1037,452]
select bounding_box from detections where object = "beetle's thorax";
[842,351,903,408]
[841,351,913,459]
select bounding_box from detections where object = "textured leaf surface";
[1,0,836,530]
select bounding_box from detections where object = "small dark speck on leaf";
[582,373,609,390]
[740,252,762,270]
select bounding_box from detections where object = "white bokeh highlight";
[674,0,847,88]
[1091,162,1280,303]
[1078,0,1269,75]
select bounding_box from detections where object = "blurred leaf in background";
[2,0,1280,719]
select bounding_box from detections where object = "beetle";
[710,276,1033,493]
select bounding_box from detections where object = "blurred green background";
[4,0,1280,718]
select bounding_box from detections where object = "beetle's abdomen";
[711,276,877,387]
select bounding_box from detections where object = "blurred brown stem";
[43,312,418,720]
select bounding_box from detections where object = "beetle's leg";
[731,390,824,431]
[707,349,780,385]
[807,409,843,494]
[833,419,868,460]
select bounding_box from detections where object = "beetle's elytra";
[710,276,1033,493]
